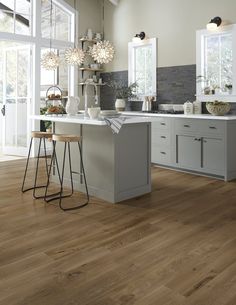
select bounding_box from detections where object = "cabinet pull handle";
[161,136,166,139]
[160,151,166,155]
[209,126,216,129]
[160,122,166,126]
[184,124,190,128]
[194,138,201,141]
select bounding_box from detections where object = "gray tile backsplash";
[100,64,196,111]
[100,65,236,113]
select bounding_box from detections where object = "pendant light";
[65,0,85,65]
[41,0,60,70]
[90,40,115,64]
[89,0,115,64]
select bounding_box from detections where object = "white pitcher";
[66,96,80,115]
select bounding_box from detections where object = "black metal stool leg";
[21,137,33,192]
[78,142,90,203]
[22,136,51,196]
[44,141,61,201]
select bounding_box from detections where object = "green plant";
[40,106,51,130]
[225,84,232,90]
[107,79,138,100]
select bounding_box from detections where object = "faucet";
[84,82,99,118]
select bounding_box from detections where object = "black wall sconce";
[207,16,222,31]
[133,31,146,42]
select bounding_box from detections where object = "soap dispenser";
[193,100,202,114]
[183,100,193,115]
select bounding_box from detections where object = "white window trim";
[128,38,157,101]
[196,24,236,102]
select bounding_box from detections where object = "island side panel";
[82,125,116,202]
[53,122,151,203]
[114,122,151,202]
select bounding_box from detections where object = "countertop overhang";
[122,111,236,120]
[31,114,152,125]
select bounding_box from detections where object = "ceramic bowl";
[206,101,231,116]
[88,107,101,119]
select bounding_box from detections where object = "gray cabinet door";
[177,135,201,169]
[202,137,224,173]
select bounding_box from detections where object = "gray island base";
[32,115,151,203]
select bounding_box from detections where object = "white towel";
[104,117,126,134]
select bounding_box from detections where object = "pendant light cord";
[74,0,76,48]
[50,0,53,50]
[102,0,105,39]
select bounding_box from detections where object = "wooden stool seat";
[31,131,53,139]
[52,134,81,142]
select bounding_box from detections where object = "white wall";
[103,0,236,72]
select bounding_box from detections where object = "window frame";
[196,24,236,102]
[128,38,157,101]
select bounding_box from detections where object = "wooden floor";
[0,159,236,305]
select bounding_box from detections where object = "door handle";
[1,105,5,116]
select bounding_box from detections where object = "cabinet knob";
[161,136,166,139]
[184,124,190,128]
[160,122,166,126]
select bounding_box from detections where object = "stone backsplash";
[100,64,196,111]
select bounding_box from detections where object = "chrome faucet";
[84,82,99,118]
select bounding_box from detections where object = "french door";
[1,42,32,156]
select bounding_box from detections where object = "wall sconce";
[132,31,146,43]
[206,16,222,31]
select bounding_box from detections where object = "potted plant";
[225,84,233,94]
[107,79,138,111]
[196,75,211,95]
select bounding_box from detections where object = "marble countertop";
[122,111,236,120]
[31,114,152,126]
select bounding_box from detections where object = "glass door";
[0,42,31,156]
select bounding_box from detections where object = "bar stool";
[22,131,53,199]
[44,134,89,211]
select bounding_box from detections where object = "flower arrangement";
[107,79,138,100]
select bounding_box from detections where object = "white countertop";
[31,114,152,126]
[122,111,236,120]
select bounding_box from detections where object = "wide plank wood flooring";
[0,159,236,305]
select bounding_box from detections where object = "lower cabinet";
[202,137,224,173]
[151,117,232,180]
[176,135,224,175]
[177,135,201,169]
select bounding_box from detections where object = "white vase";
[66,96,80,115]
[115,99,126,111]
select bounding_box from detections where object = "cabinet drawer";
[200,120,225,136]
[175,119,197,133]
[152,146,171,164]
[152,118,170,130]
[152,132,171,147]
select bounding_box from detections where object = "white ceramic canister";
[193,100,202,114]
[183,100,193,115]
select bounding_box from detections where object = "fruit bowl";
[206,101,231,116]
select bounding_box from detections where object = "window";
[128,38,157,100]
[41,0,71,42]
[196,25,236,101]
[0,0,31,35]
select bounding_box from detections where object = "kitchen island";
[31,114,151,203]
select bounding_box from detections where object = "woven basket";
[206,102,231,116]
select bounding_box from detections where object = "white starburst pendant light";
[65,0,85,66]
[41,0,60,70]
[90,40,115,64]
[41,51,60,70]
[65,46,85,66]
